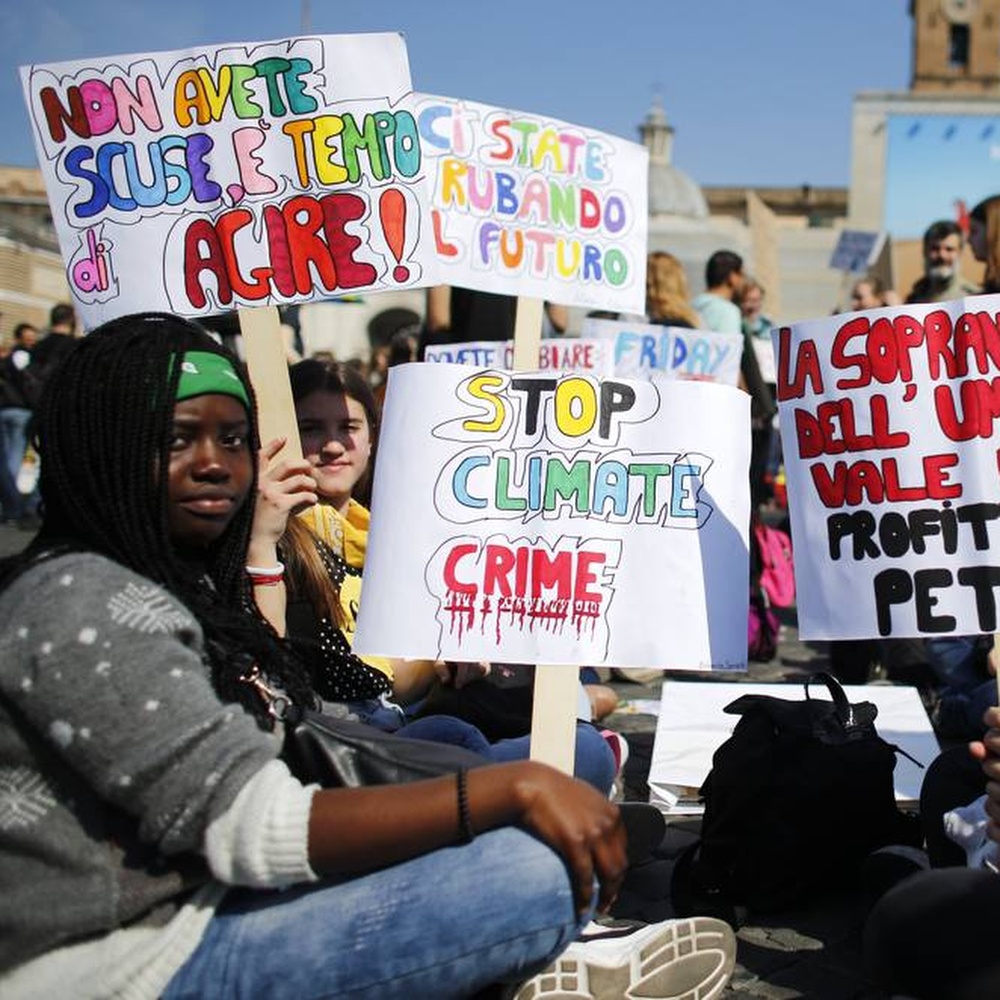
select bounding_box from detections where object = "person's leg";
[0,407,30,483]
[485,722,616,795]
[920,744,986,867]
[925,635,987,691]
[163,827,587,1000]
[397,714,494,755]
[400,716,615,795]
[865,868,1000,1000]
[933,680,995,740]
[0,431,25,523]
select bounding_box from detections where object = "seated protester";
[0,312,650,999]
[864,705,1000,999]
[274,359,619,793]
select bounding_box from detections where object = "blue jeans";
[925,636,990,691]
[162,827,588,999]
[0,407,31,482]
[347,700,617,795]
[0,433,25,521]
[399,715,616,795]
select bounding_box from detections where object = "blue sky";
[2,0,912,186]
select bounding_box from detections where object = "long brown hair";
[282,359,381,625]
[971,195,1000,293]
[646,251,700,327]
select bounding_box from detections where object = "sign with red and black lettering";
[775,294,1000,638]
[354,364,750,669]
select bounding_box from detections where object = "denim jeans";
[347,699,617,795]
[0,435,25,521]
[399,715,616,794]
[162,827,588,999]
[0,407,31,482]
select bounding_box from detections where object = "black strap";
[804,671,853,727]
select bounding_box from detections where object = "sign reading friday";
[417,95,649,315]
[582,316,743,386]
[775,293,1000,639]
[21,33,432,328]
[354,364,751,670]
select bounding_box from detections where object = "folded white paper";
[648,680,940,815]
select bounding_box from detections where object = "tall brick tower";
[911,0,1000,92]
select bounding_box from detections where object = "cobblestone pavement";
[0,522,905,997]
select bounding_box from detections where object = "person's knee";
[573,723,616,794]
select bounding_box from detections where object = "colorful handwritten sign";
[21,34,433,328]
[424,338,613,374]
[354,364,750,668]
[417,95,648,315]
[775,294,1000,638]
[582,317,743,385]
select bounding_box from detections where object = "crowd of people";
[5,198,1000,998]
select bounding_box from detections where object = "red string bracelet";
[246,562,284,587]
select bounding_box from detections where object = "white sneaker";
[511,916,736,999]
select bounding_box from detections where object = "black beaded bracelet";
[456,767,475,844]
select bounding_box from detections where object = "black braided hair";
[4,312,318,725]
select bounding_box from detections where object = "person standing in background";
[645,251,700,328]
[30,303,77,374]
[0,324,39,491]
[906,220,979,304]
[419,286,568,359]
[692,251,744,335]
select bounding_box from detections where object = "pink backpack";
[754,523,795,608]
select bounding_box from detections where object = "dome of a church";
[640,99,709,220]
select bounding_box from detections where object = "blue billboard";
[884,113,1000,240]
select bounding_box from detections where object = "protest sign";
[582,316,742,385]
[775,294,1000,639]
[416,95,648,315]
[424,337,614,375]
[829,230,886,274]
[752,336,776,385]
[354,364,751,669]
[21,33,433,329]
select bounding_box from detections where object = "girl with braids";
[0,312,637,999]
[274,358,620,793]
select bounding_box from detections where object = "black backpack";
[682,672,922,914]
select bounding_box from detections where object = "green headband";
[174,351,250,409]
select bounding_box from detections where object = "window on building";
[950,23,971,68]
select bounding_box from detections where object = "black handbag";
[683,671,923,913]
[282,703,488,788]
[242,664,487,788]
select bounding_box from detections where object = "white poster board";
[355,363,751,669]
[21,33,433,328]
[648,680,939,814]
[582,316,743,385]
[424,337,614,375]
[416,94,648,314]
[775,294,1000,639]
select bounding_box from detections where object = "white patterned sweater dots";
[0,551,294,974]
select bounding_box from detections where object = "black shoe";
[860,844,929,909]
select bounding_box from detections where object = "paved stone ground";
[0,522,910,998]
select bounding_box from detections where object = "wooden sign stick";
[238,306,303,461]
[512,297,579,776]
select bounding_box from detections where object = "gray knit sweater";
[0,551,315,987]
